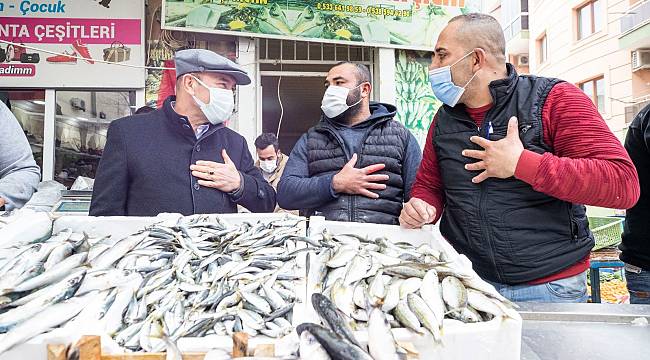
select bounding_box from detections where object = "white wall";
[529,0,632,137]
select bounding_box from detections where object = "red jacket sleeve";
[410,114,445,223]
[157,60,176,109]
[514,82,640,209]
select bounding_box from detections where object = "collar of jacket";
[443,63,519,118]
[162,96,225,140]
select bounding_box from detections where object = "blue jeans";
[487,272,589,303]
[625,264,650,305]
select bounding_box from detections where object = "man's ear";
[182,74,196,96]
[473,48,488,70]
[362,82,372,98]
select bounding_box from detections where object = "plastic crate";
[588,216,624,250]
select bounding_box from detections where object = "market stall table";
[518,303,650,360]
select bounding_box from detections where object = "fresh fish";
[353,282,368,308]
[296,323,372,360]
[393,300,422,334]
[368,307,399,360]
[344,254,371,285]
[262,282,287,311]
[442,276,468,310]
[399,277,422,299]
[149,319,182,360]
[43,242,74,270]
[0,296,87,355]
[326,246,358,268]
[351,308,369,322]
[449,306,482,323]
[420,269,445,328]
[466,288,506,318]
[324,266,347,289]
[383,265,427,279]
[0,269,86,332]
[241,290,272,315]
[90,232,148,270]
[299,330,331,360]
[311,293,363,349]
[368,270,386,305]
[0,210,52,249]
[105,287,135,335]
[462,274,518,308]
[330,279,355,317]
[368,251,401,266]
[381,278,402,312]
[407,293,442,342]
[3,252,87,294]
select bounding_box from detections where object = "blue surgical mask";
[428,51,479,107]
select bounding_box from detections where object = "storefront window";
[1,90,46,173]
[54,91,135,187]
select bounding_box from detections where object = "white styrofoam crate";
[303,217,522,360]
[1,213,307,360]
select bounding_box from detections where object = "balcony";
[619,0,650,49]
[503,14,530,55]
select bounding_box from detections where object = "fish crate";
[588,216,624,251]
[0,213,307,360]
[303,217,522,360]
[45,334,278,360]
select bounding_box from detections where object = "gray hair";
[449,13,506,63]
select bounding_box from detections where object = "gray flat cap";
[174,49,251,85]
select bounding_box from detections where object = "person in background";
[277,62,422,224]
[400,13,640,302]
[620,103,650,304]
[254,133,288,189]
[0,102,40,210]
[254,133,294,213]
[90,49,276,216]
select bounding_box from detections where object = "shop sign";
[0,0,144,88]
[162,0,479,51]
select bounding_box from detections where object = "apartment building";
[486,0,650,140]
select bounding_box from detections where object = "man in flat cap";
[90,49,276,216]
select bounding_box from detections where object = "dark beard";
[331,87,362,124]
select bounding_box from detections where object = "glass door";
[54,90,136,187]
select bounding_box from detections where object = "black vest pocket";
[498,201,573,262]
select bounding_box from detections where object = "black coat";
[90,96,276,216]
[620,103,650,270]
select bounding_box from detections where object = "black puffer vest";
[434,64,595,284]
[306,112,410,224]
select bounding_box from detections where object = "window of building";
[577,0,603,40]
[578,76,605,113]
[537,34,548,64]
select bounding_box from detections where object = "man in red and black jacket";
[400,13,640,302]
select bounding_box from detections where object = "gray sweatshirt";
[0,102,40,210]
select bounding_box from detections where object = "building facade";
[488,0,650,141]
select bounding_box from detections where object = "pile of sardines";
[298,230,518,359]
[0,215,306,355]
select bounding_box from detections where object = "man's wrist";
[228,172,245,199]
[331,173,342,194]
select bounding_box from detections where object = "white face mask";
[260,159,278,173]
[188,75,234,125]
[320,83,364,119]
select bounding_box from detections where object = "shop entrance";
[259,39,374,154]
